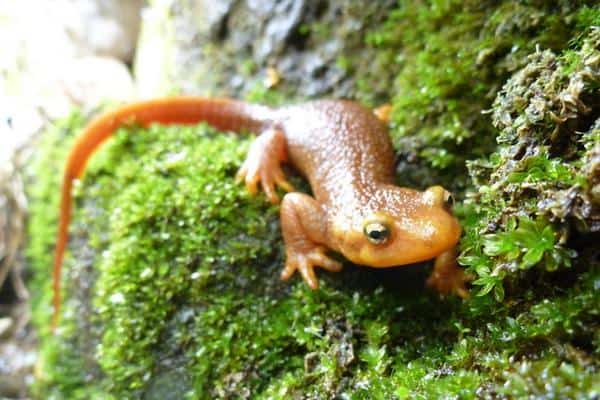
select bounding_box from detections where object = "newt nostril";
[443,191,454,210]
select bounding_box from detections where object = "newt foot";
[235,128,294,204]
[281,245,342,289]
[426,249,472,299]
[373,103,392,123]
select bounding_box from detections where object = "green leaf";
[521,246,545,269]
[476,281,496,297]
[493,284,505,302]
[483,234,517,257]
[457,254,481,266]
[540,225,555,241]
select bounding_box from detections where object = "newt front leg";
[235,129,341,288]
[236,127,294,204]
[279,193,342,288]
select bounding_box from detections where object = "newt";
[52,97,469,328]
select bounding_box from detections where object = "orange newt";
[52,97,468,329]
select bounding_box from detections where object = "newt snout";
[329,185,461,268]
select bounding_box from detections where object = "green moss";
[459,29,600,298]
[28,114,599,398]
[243,81,288,107]
[25,112,86,333]
[353,0,598,190]
[25,111,111,398]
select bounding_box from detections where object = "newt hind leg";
[236,128,294,204]
[279,193,342,289]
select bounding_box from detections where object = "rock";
[62,0,144,63]
[0,0,143,64]
[0,111,29,304]
[0,335,37,399]
[0,1,137,121]
[134,4,178,99]
[0,304,36,399]
[0,318,12,339]
[56,56,136,109]
[134,0,396,99]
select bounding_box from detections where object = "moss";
[353,0,599,191]
[28,115,600,395]
[29,120,600,398]
[242,81,288,107]
[460,29,600,299]
[25,111,111,398]
[26,112,86,333]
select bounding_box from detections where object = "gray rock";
[65,0,145,62]
[134,0,397,100]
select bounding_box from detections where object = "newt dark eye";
[363,222,390,244]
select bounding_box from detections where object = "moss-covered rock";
[460,28,599,301]
[136,0,598,190]
[27,1,600,399]
[360,1,599,191]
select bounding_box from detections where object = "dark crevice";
[215,9,231,41]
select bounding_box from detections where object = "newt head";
[330,185,461,267]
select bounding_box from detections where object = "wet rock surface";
[135,0,396,100]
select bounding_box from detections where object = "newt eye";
[363,222,390,245]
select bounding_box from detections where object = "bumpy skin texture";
[52,97,467,329]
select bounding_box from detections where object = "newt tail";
[51,97,273,330]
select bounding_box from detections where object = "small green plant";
[483,217,575,271]
[462,216,577,301]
